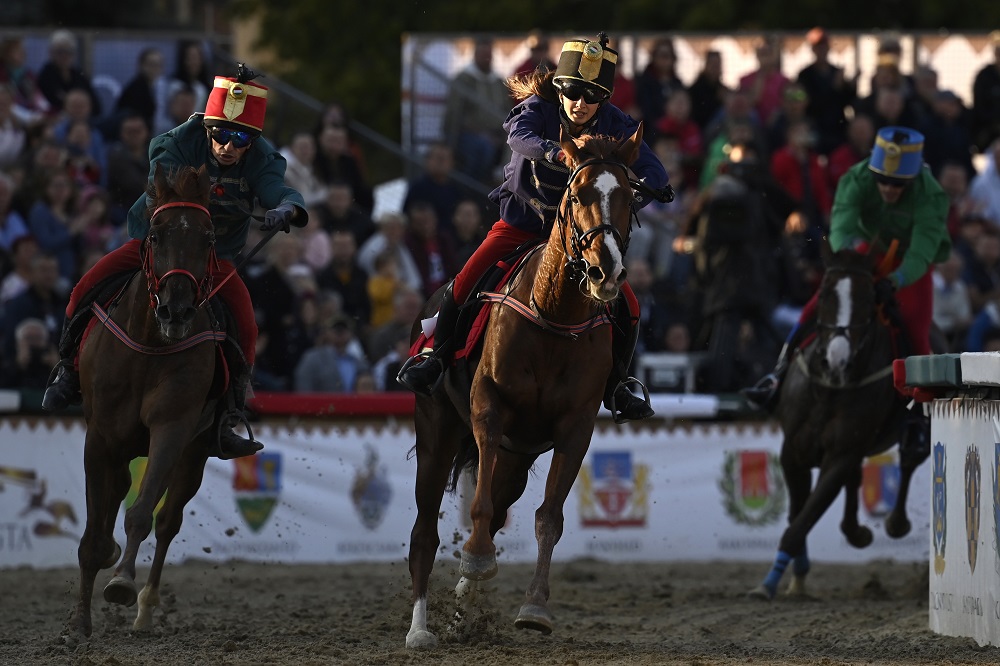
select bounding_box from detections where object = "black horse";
[749,247,926,600]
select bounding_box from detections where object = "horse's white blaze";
[826,277,853,371]
[592,171,625,290]
[835,278,851,329]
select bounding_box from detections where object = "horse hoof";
[66,612,92,639]
[101,542,122,570]
[747,584,774,601]
[885,516,911,539]
[846,526,873,549]
[103,576,138,607]
[459,551,498,581]
[785,575,808,598]
[515,603,553,634]
[405,629,438,649]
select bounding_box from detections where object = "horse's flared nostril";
[587,265,605,283]
[618,268,628,285]
[155,305,171,322]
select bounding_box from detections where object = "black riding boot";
[740,343,793,412]
[899,407,931,468]
[397,282,460,396]
[215,365,263,460]
[740,320,812,412]
[41,311,90,411]
[603,304,654,424]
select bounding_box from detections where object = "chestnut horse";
[748,248,924,601]
[68,165,226,636]
[405,127,645,648]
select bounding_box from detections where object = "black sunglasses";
[208,127,254,149]
[559,82,608,105]
[873,173,908,188]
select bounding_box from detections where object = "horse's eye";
[569,193,580,205]
[149,232,159,245]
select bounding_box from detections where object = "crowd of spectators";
[3,28,1000,396]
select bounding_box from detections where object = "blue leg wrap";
[762,550,792,597]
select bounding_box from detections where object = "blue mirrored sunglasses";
[559,82,608,105]
[209,128,254,149]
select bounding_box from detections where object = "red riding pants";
[67,239,257,364]
[797,269,933,356]
[453,220,639,318]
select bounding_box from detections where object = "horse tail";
[446,433,478,493]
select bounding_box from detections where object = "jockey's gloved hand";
[874,277,896,305]
[261,203,296,233]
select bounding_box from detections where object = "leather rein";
[480,155,634,339]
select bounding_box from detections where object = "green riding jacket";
[126,114,307,261]
[828,159,951,287]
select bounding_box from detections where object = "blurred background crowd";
[3,27,1000,396]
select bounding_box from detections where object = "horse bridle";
[141,201,218,311]
[557,156,634,289]
[815,265,877,353]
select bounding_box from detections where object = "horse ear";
[152,162,169,196]
[195,164,211,201]
[820,237,834,265]
[559,126,580,165]
[614,122,643,166]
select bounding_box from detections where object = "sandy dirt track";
[1,557,996,665]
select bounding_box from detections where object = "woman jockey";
[397,33,671,423]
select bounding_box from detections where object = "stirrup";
[741,373,779,409]
[396,351,446,397]
[214,410,261,460]
[607,377,652,424]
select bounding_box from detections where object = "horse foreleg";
[839,461,873,548]
[406,404,464,649]
[462,381,504,582]
[68,434,129,637]
[516,443,588,635]
[105,424,189,608]
[134,440,209,631]
[750,458,853,601]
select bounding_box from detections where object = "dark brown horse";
[68,165,225,636]
[748,247,923,600]
[405,127,644,648]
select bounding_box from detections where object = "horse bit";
[141,201,218,311]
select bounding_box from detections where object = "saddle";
[409,240,545,362]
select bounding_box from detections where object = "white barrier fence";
[929,399,1000,647]
[0,418,929,570]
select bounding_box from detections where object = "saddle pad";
[408,248,536,362]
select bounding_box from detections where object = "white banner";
[928,399,1000,647]
[0,418,929,570]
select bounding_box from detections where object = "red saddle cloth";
[409,249,536,362]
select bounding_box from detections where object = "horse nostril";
[587,265,604,283]
[618,268,628,284]
[155,305,171,321]
[182,306,197,323]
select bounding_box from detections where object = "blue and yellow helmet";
[869,126,924,180]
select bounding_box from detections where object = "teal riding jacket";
[126,114,306,261]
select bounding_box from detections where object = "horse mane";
[571,133,624,160]
[824,246,875,280]
[145,166,210,219]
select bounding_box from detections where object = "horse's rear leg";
[134,441,210,631]
[751,459,853,601]
[839,461,872,548]
[407,403,464,649]
[68,435,131,637]
[463,381,505,581]
[886,410,930,538]
[516,442,589,635]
